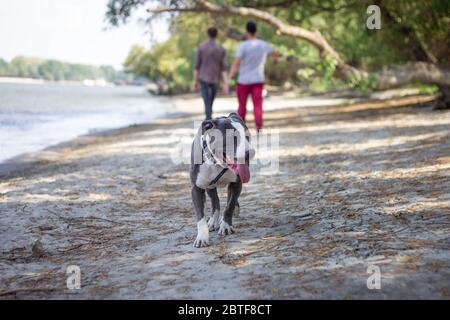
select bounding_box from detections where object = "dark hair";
[246,21,257,34]
[207,27,218,38]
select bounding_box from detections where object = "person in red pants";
[228,21,280,132]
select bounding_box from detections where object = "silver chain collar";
[201,134,227,168]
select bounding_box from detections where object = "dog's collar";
[208,168,228,186]
[201,134,229,186]
[201,134,227,168]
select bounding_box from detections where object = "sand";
[0,92,449,299]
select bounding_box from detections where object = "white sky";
[0,0,169,69]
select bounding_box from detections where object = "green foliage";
[0,56,130,82]
[347,72,377,92]
[0,58,8,75]
[38,60,66,81]
[316,56,338,86]
[296,68,315,82]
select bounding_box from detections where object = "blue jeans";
[200,80,218,120]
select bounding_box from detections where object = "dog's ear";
[229,112,249,131]
[228,112,242,121]
[229,113,246,126]
[201,120,215,133]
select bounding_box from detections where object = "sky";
[0,0,169,69]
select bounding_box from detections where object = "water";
[0,82,166,163]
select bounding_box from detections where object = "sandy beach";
[0,92,449,299]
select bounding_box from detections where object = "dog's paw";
[194,235,209,248]
[218,220,235,236]
[194,218,209,248]
[208,210,221,231]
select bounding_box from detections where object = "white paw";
[194,218,209,248]
[218,220,235,236]
[208,210,221,231]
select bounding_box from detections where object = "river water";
[0,82,166,163]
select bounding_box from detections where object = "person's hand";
[222,83,229,95]
[228,77,236,91]
[192,80,199,91]
[271,51,281,65]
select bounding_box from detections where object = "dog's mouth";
[224,154,250,183]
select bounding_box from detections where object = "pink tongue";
[237,164,250,183]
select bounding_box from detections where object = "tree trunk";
[435,86,450,110]
[372,62,450,90]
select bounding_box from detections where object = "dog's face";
[201,113,255,183]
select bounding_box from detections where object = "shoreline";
[0,76,150,88]
[0,109,190,180]
[0,76,109,87]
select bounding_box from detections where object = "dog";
[190,112,255,248]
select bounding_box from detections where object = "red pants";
[236,83,264,130]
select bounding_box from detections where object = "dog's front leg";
[219,181,242,236]
[206,188,221,231]
[192,185,209,247]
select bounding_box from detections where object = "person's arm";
[193,69,199,90]
[222,71,229,95]
[228,57,241,84]
[265,42,281,64]
[229,43,244,85]
[221,50,229,94]
[193,48,201,90]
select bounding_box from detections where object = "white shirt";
[235,39,273,84]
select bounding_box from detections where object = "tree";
[0,58,9,76]
[0,56,128,82]
[107,0,450,107]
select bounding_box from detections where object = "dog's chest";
[196,164,237,189]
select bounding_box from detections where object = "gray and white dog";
[190,112,255,248]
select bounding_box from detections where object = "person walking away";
[193,27,229,120]
[228,21,279,132]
